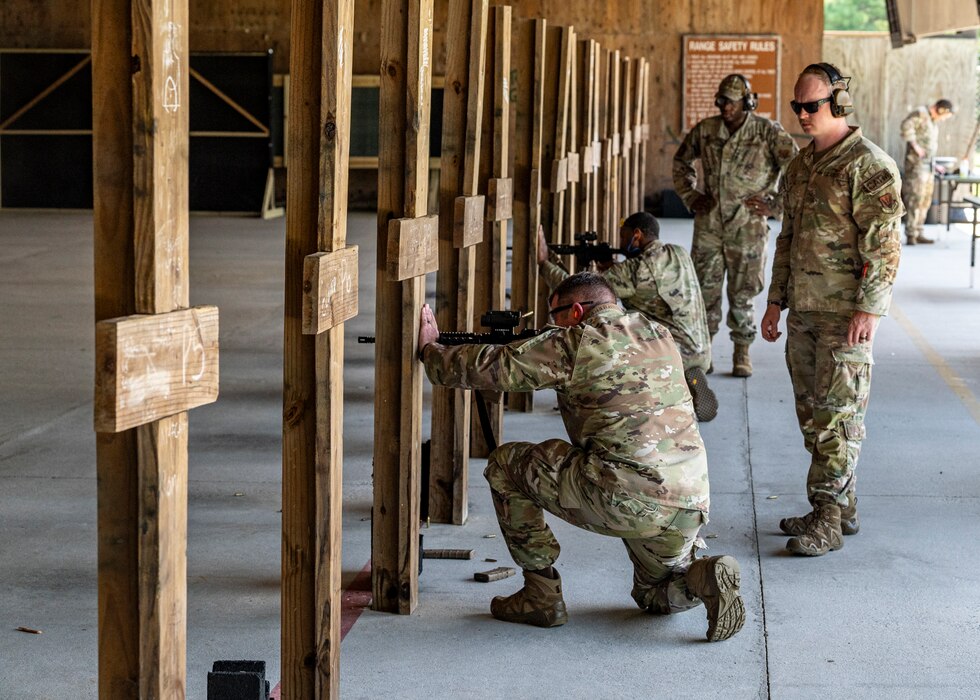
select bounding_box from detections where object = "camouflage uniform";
[539,241,711,372]
[768,126,903,507]
[673,113,798,344]
[422,303,710,613]
[899,106,939,240]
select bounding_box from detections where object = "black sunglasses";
[548,300,595,320]
[790,97,831,115]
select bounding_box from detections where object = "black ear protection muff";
[805,62,854,118]
[734,74,759,112]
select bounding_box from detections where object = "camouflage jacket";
[540,242,710,366]
[673,113,798,225]
[900,105,939,172]
[767,126,904,317]
[422,303,709,511]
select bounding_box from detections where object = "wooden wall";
[824,32,977,166]
[4,0,822,200]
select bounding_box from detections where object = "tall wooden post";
[639,59,650,210]
[608,49,622,240]
[620,56,634,219]
[93,0,219,696]
[577,38,598,237]
[373,0,437,613]
[550,26,574,250]
[428,0,488,525]
[597,47,612,243]
[470,6,512,458]
[507,17,546,414]
[564,37,580,244]
[282,0,357,696]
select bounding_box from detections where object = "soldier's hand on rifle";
[418,304,440,360]
[691,193,714,215]
[537,224,549,265]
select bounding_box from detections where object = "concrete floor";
[1,209,978,699]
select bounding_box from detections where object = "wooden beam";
[429,0,489,525]
[639,59,650,211]
[607,49,622,242]
[95,307,220,433]
[92,0,139,695]
[373,0,434,613]
[550,27,574,249]
[620,56,633,220]
[282,0,355,696]
[507,17,546,414]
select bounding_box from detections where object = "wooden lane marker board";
[630,58,646,214]
[597,47,613,244]
[470,5,512,459]
[507,17,546,414]
[550,26,575,251]
[92,0,218,696]
[429,0,489,526]
[282,0,357,695]
[373,0,437,614]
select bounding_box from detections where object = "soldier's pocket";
[608,493,673,537]
[829,346,872,406]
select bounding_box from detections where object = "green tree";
[825,0,889,31]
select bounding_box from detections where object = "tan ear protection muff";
[806,62,854,118]
[734,74,759,112]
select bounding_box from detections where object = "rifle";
[548,231,627,267]
[358,309,539,452]
[436,310,538,453]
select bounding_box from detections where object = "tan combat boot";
[490,570,568,628]
[685,367,718,422]
[732,343,752,377]
[781,494,859,537]
[786,503,843,556]
[685,556,745,642]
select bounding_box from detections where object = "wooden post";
[597,47,613,244]
[564,36,579,245]
[608,49,622,241]
[470,6,511,458]
[550,26,574,250]
[577,38,597,237]
[429,0,488,525]
[282,0,357,696]
[373,0,436,613]
[639,59,650,210]
[620,56,633,220]
[93,0,219,696]
[507,17,546,414]
[630,58,644,213]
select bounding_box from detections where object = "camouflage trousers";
[691,217,768,345]
[901,167,934,238]
[785,310,872,507]
[485,439,707,614]
[658,318,712,374]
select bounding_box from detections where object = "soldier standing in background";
[419,272,745,641]
[900,99,955,245]
[673,74,798,378]
[761,63,903,557]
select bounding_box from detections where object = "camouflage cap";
[717,74,750,101]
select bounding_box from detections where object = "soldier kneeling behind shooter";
[538,212,719,422]
[418,272,745,641]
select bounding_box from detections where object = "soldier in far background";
[900,99,955,245]
[673,74,798,378]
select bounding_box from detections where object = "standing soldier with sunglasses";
[418,272,746,642]
[761,63,903,557]
[673,74,798,378]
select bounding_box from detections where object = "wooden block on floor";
[486,178,513,221]
[302,246,359,335]
[454,194,486,248]
[387,215,439,280]
[95,306,220,433]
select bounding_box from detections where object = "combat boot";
[685,555,745,642]
[490,570,568,628]
[786,504,843,556]
[781,497,859,537]
[732,343,752,377]
[685,367,718,422]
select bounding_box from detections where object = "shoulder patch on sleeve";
[878,192,898,213]
[861,168,894,194]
